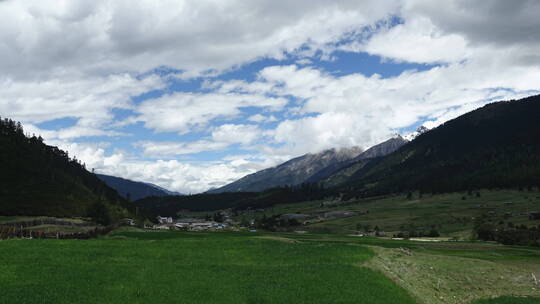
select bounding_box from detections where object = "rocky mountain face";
[313,136,409,187]
[210,136,410,193]
[354,136,408,161]
[96,174,181,201]
[209,146,364,193]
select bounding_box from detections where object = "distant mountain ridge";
[96,174,181,201]
[143,182,181,196]
[312,136,408,186]
[210,136,409,193]
[353,136,409,161]
[209,146,364,193]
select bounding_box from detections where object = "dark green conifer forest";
[341,95,540,197]
[0,117,130,221]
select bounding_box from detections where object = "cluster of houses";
[174,218,229,231]
[149,207,368,232]
[153,216,231,231]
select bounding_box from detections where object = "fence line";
[0,224,116,240]
[0,219,95,228]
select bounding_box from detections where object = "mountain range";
[134,94,540,214]
[96,174,181,201]
[307,136,409,187]
[210,136,408,193]
[218,94,540,199]
[3,94,540,219]
[209,138,411,193]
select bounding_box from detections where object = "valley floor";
[237,189,540,237]
[1,229,539,303]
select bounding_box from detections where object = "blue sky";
[1,0,539,193]
[38,53,434,162]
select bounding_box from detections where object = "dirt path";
[255,235,299,243]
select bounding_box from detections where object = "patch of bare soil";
[364,246,540,304]
[256,236,299,243]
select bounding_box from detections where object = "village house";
[153,225,170,230]
[174,218,228,231]
[174,222,190,229]
[174,218,199,230]
[156,216,173,224]
[191,222,216,231]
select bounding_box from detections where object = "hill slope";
[341,94,540,196]
[135,183,329,216]
[96,174,180,201]
[0,118,130,220]
[209,146,364,193]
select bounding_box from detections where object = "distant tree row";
[254,214,301,231]
[474,217,540,246]
[134,182,331,217]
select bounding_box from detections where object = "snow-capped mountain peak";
[404,126,430,141]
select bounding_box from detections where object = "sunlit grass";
[0,231,417,304]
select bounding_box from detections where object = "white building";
[154,225,170,230]
[190,222,215,231]
[156,216,173,224]
[174,222,190,229]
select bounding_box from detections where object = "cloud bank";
[1,0,539,193]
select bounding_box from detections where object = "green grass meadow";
[2,229,540,303]
[0,231,416,304]
[247,189,540,236]
[472,297,540,304]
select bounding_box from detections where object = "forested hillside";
[135,183,328,216]
[96,174,177,201]
[0,117,131,221]
[341,94,540,197]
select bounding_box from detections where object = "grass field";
[239,189,540,236]
[472,297,540,304]
[1,229,540,303]
[0,230,417,304]
[282,233,540,303]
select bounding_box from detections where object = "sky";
[1,0,540,194]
